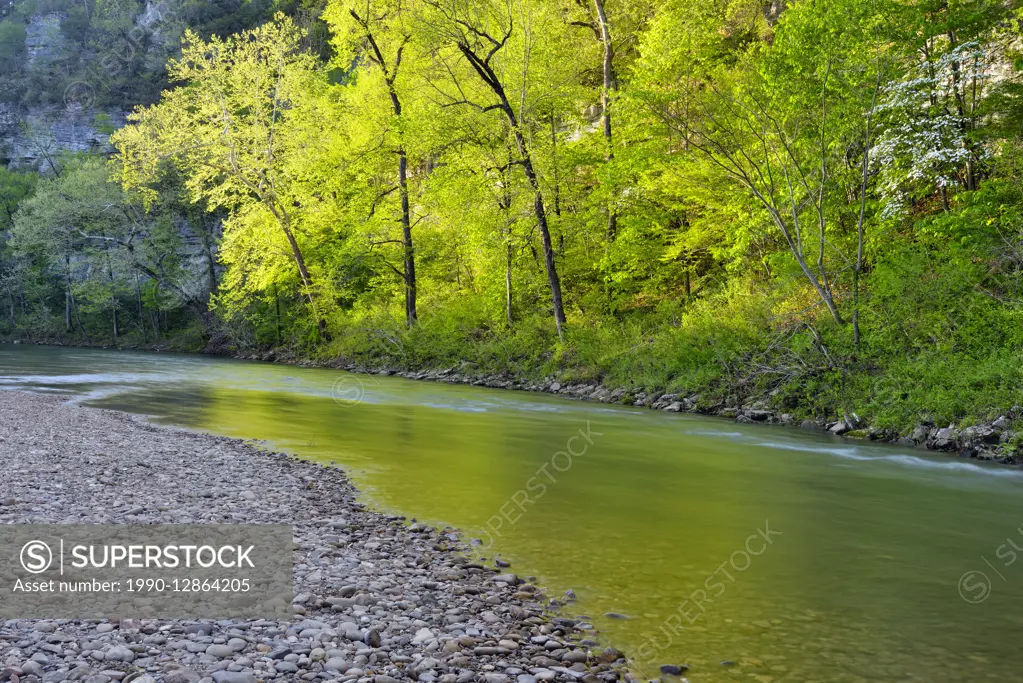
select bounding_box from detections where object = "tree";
[12,159,114,336]
[113,15,332,337]
[0,167,35,231]
[422,0,570,338]
[0,167,37,329]
[873,0,1011,216]
[637,0,891,326]
[325,0,422,328]
[9,157,207,341]
[570,0,618,240]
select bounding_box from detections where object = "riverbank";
[0,391,631,683]
[7,334,1021,466]
[230,348,1023,467]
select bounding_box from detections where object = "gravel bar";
[0,392,629,683]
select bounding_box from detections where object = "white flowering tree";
[874,41,992,217]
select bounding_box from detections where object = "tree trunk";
[200,215,219,297]
[853,66,883,347]
[506,236,514,326]
[550,116,562,219]
[135,274,148,344]
[64,256,72,332]
[103,245,118,340]
[763,208,845,325]
[501,159,514,326]
[513,127,567,338]
[65,282,72,331]
[353,10,417,328]
[455,41,568,338]
[71,289,87,339]
[274,283,282,346]
[794,247,844,325]
[593,0,618,241]
[399,150,417,328]
[278,213,326,337]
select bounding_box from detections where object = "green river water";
[2,344,1022,682]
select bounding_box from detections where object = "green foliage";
[0,166,36,230]
[5,0,1023,436]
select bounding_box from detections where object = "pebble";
[324,658,350,672]
[205,644,235,659]
[104,646,134,663]
[210,673,256,683]
[0,393,629,683]
[659,665,688,676]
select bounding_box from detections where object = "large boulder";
[928,426,958,451]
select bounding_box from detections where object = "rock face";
[1,7,149,169]
[0,102,125,168]
[24,13,64,64]
[2,12,122,168]
[138,0,169,35]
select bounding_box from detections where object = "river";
[2,343,1022,682]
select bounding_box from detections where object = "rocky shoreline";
[5,338,1019,464]
[246,354,1021,467]
[0,392,631,683]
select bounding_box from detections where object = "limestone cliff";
[0,102,125,169]
[0,3,169,169]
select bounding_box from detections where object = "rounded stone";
[205,644,235,659]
